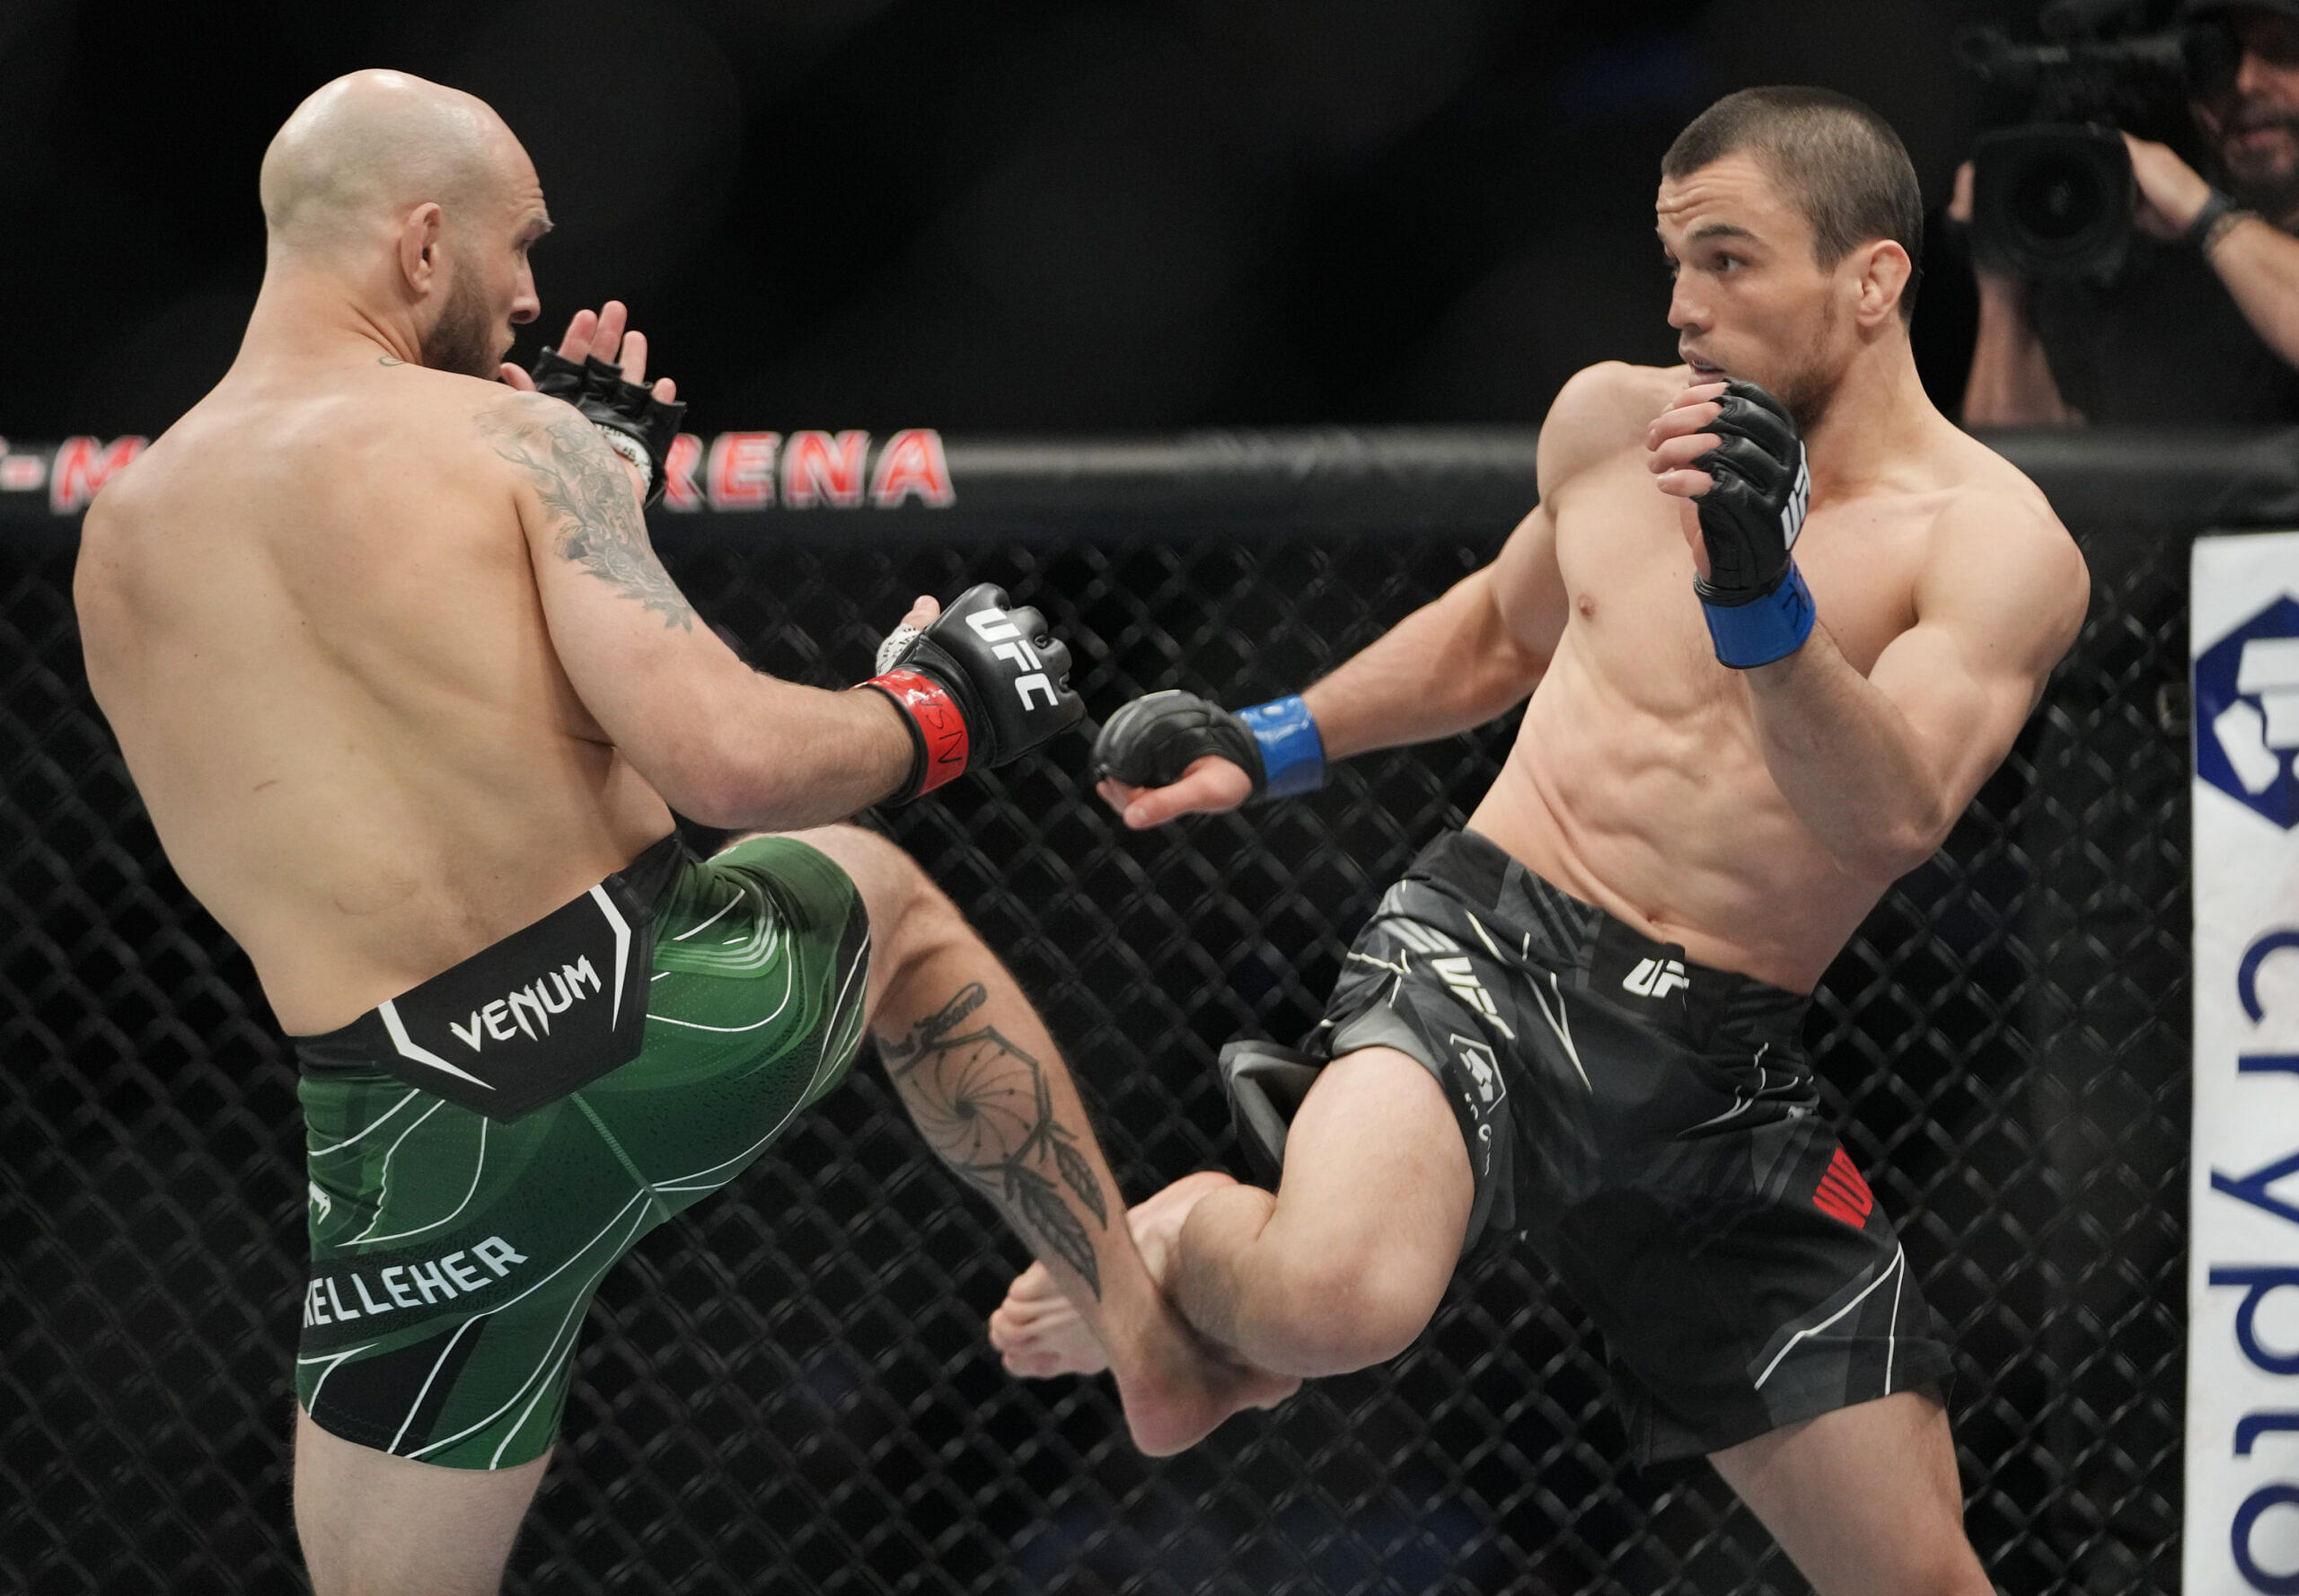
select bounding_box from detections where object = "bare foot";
[992,1168,1315,1453]
[989,1169,1235,1377]
[1113,1317,1301,1457]
[990,1168,1300,1453]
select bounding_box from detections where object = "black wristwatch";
[2186,188,2253,253]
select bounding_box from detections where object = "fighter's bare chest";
[1546,455,1925,678]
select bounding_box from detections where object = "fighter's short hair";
[1663,86,1924,319]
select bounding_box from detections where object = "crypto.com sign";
[2191,532,2299,1593]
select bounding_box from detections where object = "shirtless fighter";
[75,71,1287,1594]
[991,86,2089,1592]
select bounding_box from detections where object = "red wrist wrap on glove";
[863,670,970,798]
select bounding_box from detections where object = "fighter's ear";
[1848,237,1913,327]
[396,203,445,297]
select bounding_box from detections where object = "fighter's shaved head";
[260,70,529,255]
[254,70,548,376]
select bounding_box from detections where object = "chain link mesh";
[1,516,2189,1594]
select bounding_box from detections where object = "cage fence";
[0,426,2235,1593]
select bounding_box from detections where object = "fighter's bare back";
[1466,359,2077,992]
[76,356,674,1035]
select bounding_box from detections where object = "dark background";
[1,0,2092,445]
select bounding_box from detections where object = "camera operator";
[1961,0,2299,425]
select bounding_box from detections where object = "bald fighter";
[993,87,2089,1593]
[75,70,1288,1595]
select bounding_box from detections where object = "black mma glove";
[1091,690,1326,800]
[1690,378,1815,668]
[530,347,687,507]
[860,585,1083,803]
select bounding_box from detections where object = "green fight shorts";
[292,833,869,1469]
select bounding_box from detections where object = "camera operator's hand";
[1953,159,2082,425]
[2121,132,2216,242]
[1949,161,2017,290]
[1949,161,1975,230]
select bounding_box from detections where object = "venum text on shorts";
[334,870,657,1118]
[447,957,603,1051]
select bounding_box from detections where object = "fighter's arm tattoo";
[478,402,694,630]
[880,983,1111,1299]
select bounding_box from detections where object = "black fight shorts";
[1308,829,1955,1464]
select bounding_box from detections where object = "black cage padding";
[1,426,2227,1594]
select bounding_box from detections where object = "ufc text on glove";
[860,585,1083,803]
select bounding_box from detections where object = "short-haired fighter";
[991,86,2089,1593]
[75,70,1290,1596]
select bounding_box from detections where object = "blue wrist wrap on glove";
[1700,563,1815,669]
[1238,696,1326,798]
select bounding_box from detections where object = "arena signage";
[0,429,955,516]
[2191,531,2299,1593]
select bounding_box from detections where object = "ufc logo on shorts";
[1429,956,1516,1040]
[966,609,1058,710]
[1621,957,1688,999]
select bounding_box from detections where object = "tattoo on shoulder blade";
[882,982,1110,1299]
[477,401,695,630]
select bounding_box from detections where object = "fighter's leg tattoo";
[881,983,1111,1298]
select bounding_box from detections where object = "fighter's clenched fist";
[1090,689,1326,828]
[1647,377,1815,668]
[863,584,1083,802]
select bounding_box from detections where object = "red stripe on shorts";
[1813,1146,1875,1230]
